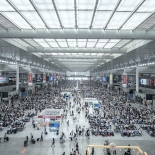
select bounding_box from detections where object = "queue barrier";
[87,144,147,155]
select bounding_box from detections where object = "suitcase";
[24,140,27,146]
[7,137,9,141]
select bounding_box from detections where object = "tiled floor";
[0,97,154,155]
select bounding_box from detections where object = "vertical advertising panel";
[122,73,127,87]
[110,74,113,84]
[43,73,46,83]
[28,73,32,86]
[54,74,56,81]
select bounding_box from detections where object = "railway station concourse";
[0,0,155,155]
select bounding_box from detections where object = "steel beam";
[28,47,126,54]
[0,29,154,39]
[104,0,122,29]
[6,0,35,29]
[118,0,146,30]
[41,55,114,59]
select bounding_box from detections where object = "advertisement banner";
[54,74,56,80]
[43,73,46,83]
[28,73,32,85]
[122,73,127,87]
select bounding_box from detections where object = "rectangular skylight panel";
[78,11,92,28]
[97,53,104,56]
[138,0,155,12]
[2,12,31,29]
[0,1,14,11]
[67,39,76,42]
[97,0,118,10]
[114,40,130,48]
[13,39,30,47]
[122,13,150,29]
[33,0,54,10]
[78,42,86,47]
[84,53,90,55]
[104,42,116,48]
[59,11,74,28]
[39,11,60,28]
[77,39,87,42]
[45,39,56,42]
[48,42,59,47]
[87,42,96,48]
[58,53,64,55]
[98,39,109,43]
[51,53,58,55]
[88,39,98,42]
[34,39,45,43]
[107,12,131,29]
[10,0,34,10]
[95,42,106,48]
[78,0,95,9]
[109,39,120,43]
[55,0,74,9]
[22,11,45,28]
[91,53,97,55]
[65,53,71,55]
[57,42,68,47]
[68,41,76,47]
[24,39,40,47]
[93,11,111,28]
[39,42,50,47]
[117,0,142,11]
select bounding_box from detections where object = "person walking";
[40,132,43,141]
[51,138,55,147]
[76,142,79,154]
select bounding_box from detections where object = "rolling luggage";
[24,140,27,147]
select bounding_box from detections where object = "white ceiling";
[0,0,155,72]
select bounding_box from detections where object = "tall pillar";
[110,73,113,84]
[136,66,139,93]
[16,63,19,92]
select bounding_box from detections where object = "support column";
[136,66,139,93]
[16,63,19,92]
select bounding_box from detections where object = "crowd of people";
[0,80,154,155]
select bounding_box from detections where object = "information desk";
[84,98,98,104]
[49,120,60,132]
[38,109,62,119]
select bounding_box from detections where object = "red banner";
[122,73,127,87]
[43,74,46,83]
[54,74,56,80]
[28,73,32,84]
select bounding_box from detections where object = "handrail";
[87,145,147,155]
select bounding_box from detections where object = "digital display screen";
[102,77,106,82]
[49,76,53,81]
[140,79,147,85]
[0,77,6,83]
